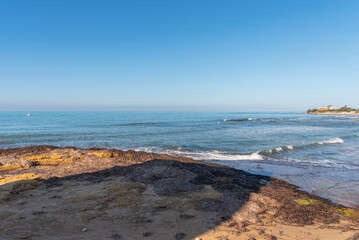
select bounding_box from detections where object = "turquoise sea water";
[1,111,358,208]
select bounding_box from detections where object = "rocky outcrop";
[0,146,358,240]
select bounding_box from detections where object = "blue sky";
[0,0,358,111]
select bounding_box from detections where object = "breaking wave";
[223,117,310,123]
[224,118,253,122]
[257,145,294,155]
[317,137,344,145]
[258,137,345,155]
[134,147,264,160]
[133,136,349,162]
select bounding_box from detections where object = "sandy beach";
[0,146,358,240]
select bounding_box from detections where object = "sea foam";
[134,147,264,161]
[317,137,344,145]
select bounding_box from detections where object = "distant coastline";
[308,111,359,115]
[307,106,359,115]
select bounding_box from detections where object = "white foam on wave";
[133,146,161,153]
[317,137,344,145]
[126,142,302,163]
[261,145,290,154]
[223,118,253,122]
[275,147,283,152]
[133,138,344,162]
[167,149,264,161]
[319,159,338,165]
[134,146,263,161]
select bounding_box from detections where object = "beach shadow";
[0,159,272,240]
[0,158,351,240]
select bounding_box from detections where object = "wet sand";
[0,146,358,240]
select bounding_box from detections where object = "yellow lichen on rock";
[25,153,62,161]
[295,199,322,205]
[88,152,119,158]
[0,175,41,203]
[25,153,84,165]
[337,208,359,218]
[0,164,23,173]
[0,173,40,185]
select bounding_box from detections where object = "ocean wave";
[111,122,168,127]
[223,117,310,123]
[134,147,264,161]
[247,137,345,158]
[317,137,344,145]
[261,137,345,154]
[257,145,294,155]
[224,118,253,122]
[252,137,345,157]
[223,118,280,122]
[131,136,347,162]
[176,150,263,161]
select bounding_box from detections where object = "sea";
[1,111,358,208]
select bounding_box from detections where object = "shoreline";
[211,159,359,210]
[1,145,358,239]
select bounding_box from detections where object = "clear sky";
[0,0,358,111]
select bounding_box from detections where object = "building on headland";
[318,106,335,111]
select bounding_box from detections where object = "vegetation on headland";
[307,105,359,114]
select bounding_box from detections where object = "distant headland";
[307,105,359,115]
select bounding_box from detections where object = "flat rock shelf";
[0,146,358,240]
